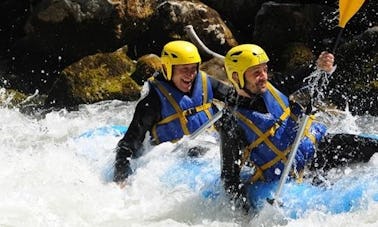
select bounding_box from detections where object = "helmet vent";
[252,52,258,56]
[231,51,242,62]
[171,53,178,58]
[230,51,242,57]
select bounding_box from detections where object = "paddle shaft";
[171,109,223,153]
[270,114,311,205]
[332,28,344,53]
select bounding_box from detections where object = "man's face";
[171,63,198,93]
[244,63,268,94]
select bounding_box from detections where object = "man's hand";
[316,51,335,74]
[117,180,128,189]
[113,145,133,188]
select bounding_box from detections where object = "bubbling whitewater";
[0,100,377,227]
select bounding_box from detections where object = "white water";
[1,99,377,227]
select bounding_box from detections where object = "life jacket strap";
[247,115,316,183]
[267,82,299,122]
[237,107,291,167]
[183,103,212,116]
[239,83,317,183]
[249,146,292,183]
[304,115,316,143]
[150,73,212,143]
[151,80,190,134]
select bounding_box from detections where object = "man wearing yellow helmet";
[113,40,237,186]
[218,44,378,210]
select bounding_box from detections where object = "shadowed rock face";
[1,0,236,93]
[2,0,125,95]
[0,0,377,114]
[325,27,378,116]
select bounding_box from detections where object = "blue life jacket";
[149,71,214,143]
[236,82,327,182]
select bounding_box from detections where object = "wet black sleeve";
[208,76,234,101]
[209,76,258,108]
[215,108,249,208]
[117,88,161,158]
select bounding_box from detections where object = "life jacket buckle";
[184,107,197,116]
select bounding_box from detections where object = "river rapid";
[1,98,377,227]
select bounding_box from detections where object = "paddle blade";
[338,0,365,28]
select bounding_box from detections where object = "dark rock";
[326,26,378,116]
[130,54,162,86]
[45,46,140,108]
[200,57,227,82]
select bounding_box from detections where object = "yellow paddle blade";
[339,0,366,28]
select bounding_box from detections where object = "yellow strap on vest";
[304,115,316,143]
[152,80,190,135]
[236,112,288,167]
[201,71,208,103]
[238,83,317,183]
[250,115,316,182]
[267,83,286,110]
[150,73,212,143]
[151,124,160,144]
[250,146,292,182]
[267,83,298,122]
[182,103,212,116]
[294,169,304,183]
[201,71,213,119]
[267,82,316,142]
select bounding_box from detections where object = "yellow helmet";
[160,40,201,80]
[224,44,269,89]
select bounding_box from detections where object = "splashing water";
[302,69,331,107]
[0,99,377,227]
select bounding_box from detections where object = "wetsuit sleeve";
[113,88,161,183]
[215,108,249,209]
[208,76,236,101]
[209,76,256,108]
[118,88,161,156]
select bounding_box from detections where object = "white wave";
[0,101,377,227]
